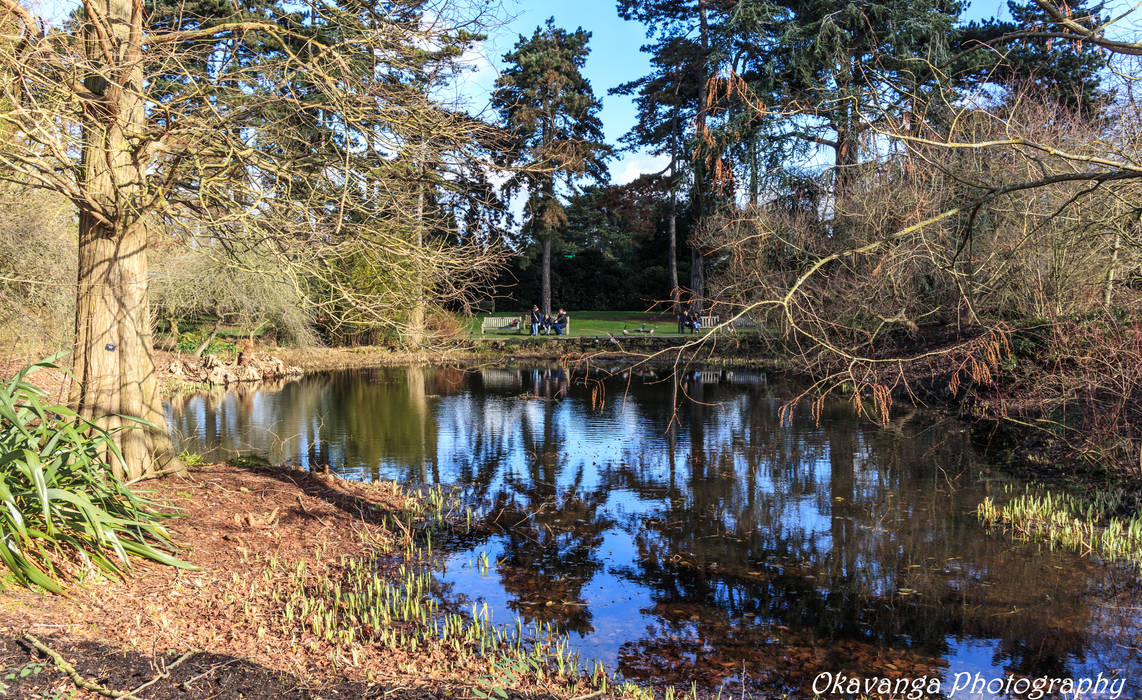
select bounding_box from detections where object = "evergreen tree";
[614,0,727,313]
[728,0,963,198]
[956,0,1109,115]
[492,19,609,316]
[611,34,705,312]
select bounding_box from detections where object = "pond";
[165,365,1142,697]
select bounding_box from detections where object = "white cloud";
[611,152,670,185]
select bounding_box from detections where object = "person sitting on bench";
[529,305,544,336]
[551,308,568,336]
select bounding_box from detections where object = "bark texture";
[68,0,181,481]
[541,236,552,317]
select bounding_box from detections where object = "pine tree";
[957,0,1109,115]
[613,0,729,312]
[492,19,609,316]
[729,0,964,197]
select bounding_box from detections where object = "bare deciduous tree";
[0,0,508,479]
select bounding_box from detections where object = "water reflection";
[166,366,1142,696]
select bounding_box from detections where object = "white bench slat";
[481,316,524,333]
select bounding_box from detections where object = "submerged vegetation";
[978,485,1142,569]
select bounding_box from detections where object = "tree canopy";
[492,19,609,315]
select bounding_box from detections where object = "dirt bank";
[0,464,615,699]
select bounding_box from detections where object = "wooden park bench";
[481,315,525,334]
[678,314,719,334]
[729,315,763,332]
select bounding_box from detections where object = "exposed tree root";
[22,632,194,699]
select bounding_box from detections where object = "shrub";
[175,328,237,361]
[0,357,193,592]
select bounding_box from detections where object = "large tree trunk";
[689,0,710,314]
[69,0,181,481]
[668,114,680,315]
[541,236,552,317]
[668,200,679,315]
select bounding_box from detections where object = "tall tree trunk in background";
[833,125,859,203]
[541,236,552,317]
[69,0,181,481]
[1103,217,1126,308]
[668,198,679,314]
[668,112,680,315]
[748,139,759,208]
[832,55,860,206]
[408,176,426,349]
[689,0,710,314]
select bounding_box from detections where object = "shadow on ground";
[1,633,538,699]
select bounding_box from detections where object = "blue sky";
[32,0,1032,183]
[457,0,1015,184]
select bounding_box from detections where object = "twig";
[24,632,131,698]
[569,690,605,700]
[127,651,196,697]
[21,633,196,700]
[181,658,241,690]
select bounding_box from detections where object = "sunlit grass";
[472,310,716,338]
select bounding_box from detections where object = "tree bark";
[1103,217,1127,308]
[669,200,679,315]
[668,112,680,315]
[193,319,222,357]
[68,0,182,481]
[690,0,710,314]
[408,175,426,349]
[748,139,759,208]
[541,235,552,317]
[832,54,860,203]
[689,245,705,315]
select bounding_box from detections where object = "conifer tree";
[492,19,609,316]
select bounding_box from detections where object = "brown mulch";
[0,464,549,699]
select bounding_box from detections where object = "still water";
[166,365,1142,696]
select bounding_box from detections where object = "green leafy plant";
[175,328,236,360]
[0,356,194,592]
[178,451,207,468]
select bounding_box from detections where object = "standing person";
[529,305,544,336]
[552,308,568,336]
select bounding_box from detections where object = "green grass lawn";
[471,310,717,338]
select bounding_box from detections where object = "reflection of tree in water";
[606,391,1137,693]
[167,366,1142,696]
[491,379,613,635]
